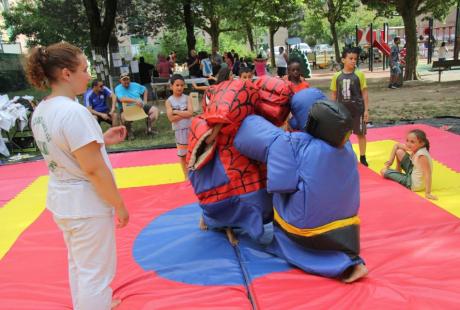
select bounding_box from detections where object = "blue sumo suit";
[234,88,364,278]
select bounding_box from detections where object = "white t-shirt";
[31,96,114,218]
[275,53,287,68]
[438,46,448,59]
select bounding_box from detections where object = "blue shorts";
[391,64,401,76]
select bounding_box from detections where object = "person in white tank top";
[381,129,437,200]
[275,46,288,77]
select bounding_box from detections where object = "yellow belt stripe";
[274,209,360,237]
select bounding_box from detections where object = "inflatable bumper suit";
[186,77,292,242]
[234,88,366,280]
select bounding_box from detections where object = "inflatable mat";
[1,125,459,309]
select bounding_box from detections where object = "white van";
[293,43,312,55]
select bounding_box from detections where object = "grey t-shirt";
[330,69,367,116]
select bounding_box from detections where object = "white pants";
[54,216,116,310]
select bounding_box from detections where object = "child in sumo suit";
[234,88,368,283]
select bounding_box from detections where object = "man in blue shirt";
[84,80,116,125]
[114,73,159,139]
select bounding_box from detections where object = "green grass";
[105,113,176,152]
[4,86,176,152]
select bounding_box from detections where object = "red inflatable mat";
[249,165,460,309]
[0,182,252,310]
[357,124,460,172]
[1,125,459,309]
[0,148,177,206]
[248,125,460,309]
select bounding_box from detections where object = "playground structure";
[356,23,400,72]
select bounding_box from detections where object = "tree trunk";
[82,0,117,86]
[330,22,341,62]
[183,1,196,51]
[210,18,220,51]
[269,26,277,68]
[455,3,460,60]
[326,0,340,62]
[106,32,120,88]
[400,5,418,80]
[245,23,255,52]
[82,0,117,49]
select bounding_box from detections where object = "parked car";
[314,44,333,53]
[292,42,312,55]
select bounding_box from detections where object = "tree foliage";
[2,0,90,50]
[117,0,164,39]
[2,0,166,50]
[255,0,304,66]
[292,4,402,47]
[192,0,245,50]
[363,0,456,20]
[82,0,117,50]
[304,0,359,61]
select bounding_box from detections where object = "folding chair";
[122,103,148,121]
[190,92,201,113]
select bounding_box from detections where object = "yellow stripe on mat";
[0,163,184,260]
[353,140,460,218]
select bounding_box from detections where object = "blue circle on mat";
[133,203,292,286]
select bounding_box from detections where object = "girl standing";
[26,42,129,309]
[381,129,437,200]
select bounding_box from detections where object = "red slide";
[373,40,391,56]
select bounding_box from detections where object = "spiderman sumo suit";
[186,77,292,242]
[235,88,366,281]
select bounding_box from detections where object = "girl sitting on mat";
[380,129,437,200]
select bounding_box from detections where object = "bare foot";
[226,228,239,246]
[111,299,121,309]
[342,263,368,283]
[199,216,208,231]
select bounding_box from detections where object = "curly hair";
[24,42,83,90]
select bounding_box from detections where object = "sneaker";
[360,155,369,167]
[390,85,397,89]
